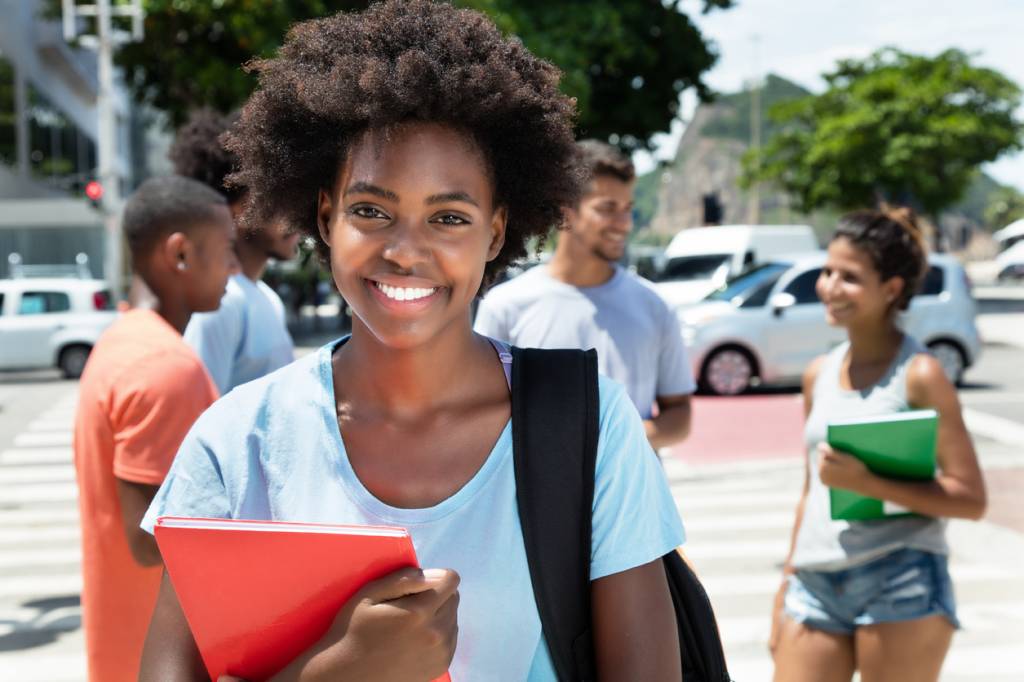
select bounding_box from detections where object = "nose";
[381,220,431,272]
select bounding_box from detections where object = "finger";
[217,677,247,682]
[360,566,440,603]
[385,577,459,616]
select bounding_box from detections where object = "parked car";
[995,240,1024,282]
[680,253,981,395]
[654,225,819,308]
[0,278,117,377]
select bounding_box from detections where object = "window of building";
[783,269,823,304]
[18,291,71,315]
[0,54,15,166]
[27,84,97,193]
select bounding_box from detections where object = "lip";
[365,277,445,313]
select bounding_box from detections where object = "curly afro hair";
[224,0,581,284]
[168,108,244,202]
[833,206,929,311]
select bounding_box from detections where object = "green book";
[826,409,938,521]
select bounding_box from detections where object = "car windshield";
[657,254,732,282]
[705,263,790,306]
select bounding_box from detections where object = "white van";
[654,224,819,309]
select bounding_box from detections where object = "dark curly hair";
[833,206,929,311]
[168,108,244,202]
[224,0,581,284]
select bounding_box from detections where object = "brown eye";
[351,206,387,220]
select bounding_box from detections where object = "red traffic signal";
[85,180,104,202]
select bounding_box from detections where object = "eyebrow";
[343,182,398,202]
[425,191,479,208]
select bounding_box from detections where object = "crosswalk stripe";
[0,547,81,569]
[0,525,79,545]
[12,432,72,448]
[0,482,78,505]
[0,448,73,465]
[0,507,79,526]
[0,465,76,484]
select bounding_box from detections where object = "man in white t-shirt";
[171,109,300,393]
[475,140,694,449]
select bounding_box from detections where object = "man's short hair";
[123,176,228,256]
[168,108,244,201]
[576,139,635,185]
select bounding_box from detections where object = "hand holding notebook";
[154,517,455,681]
[825,409,938,521]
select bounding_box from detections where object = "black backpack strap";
[511,346,599,682]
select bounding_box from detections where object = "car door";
[902,265,945,340]
[765,267,844,381]
[2,290,72,368]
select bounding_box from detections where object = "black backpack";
[510,346,732,682]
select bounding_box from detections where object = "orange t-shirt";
[73,309,218,682]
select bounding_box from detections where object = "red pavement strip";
[667,394,806,465]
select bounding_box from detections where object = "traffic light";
[85,180,104,208]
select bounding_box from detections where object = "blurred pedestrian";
[475,139,695,450]
[137,2,684,679]
[72,176,237,681]
[770,208,987,682]
[171,108,301,394]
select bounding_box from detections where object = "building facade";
[0,0,136,281]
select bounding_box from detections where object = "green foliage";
[632,168,662,229]
[741,48,1024,217]
[984,185,1024,229]
[46,0,732,144]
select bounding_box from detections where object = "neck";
[548,239,616,287]
[335,317,494,420]
[845,321,903,365]
[237,238,269,281]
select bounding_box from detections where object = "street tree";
[985,186,1024,230]
[50,0,732,147]
[741,48,1024,224]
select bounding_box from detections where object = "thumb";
[217,677,247,682]
[360,566,457,603]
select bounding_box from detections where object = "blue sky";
[635,0,1024,195]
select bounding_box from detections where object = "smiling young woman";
[770,208,986,682]
[136,2,686,681]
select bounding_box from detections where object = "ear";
[317,188,335,247]
[561,205,579,231]
[485,206,508,262]
[883,275,905,307]
[163,231,197,273]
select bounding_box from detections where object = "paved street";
[0,315,1021,680]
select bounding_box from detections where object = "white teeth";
[374,282,437,302]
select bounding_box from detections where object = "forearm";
[644,404,692,451]
[861,473,986,520]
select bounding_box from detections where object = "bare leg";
[856,614,954,682]
[772,617,855,682]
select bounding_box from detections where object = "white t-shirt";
[184,273,294,394]
[475,265,695,418]
[143,338,686,680]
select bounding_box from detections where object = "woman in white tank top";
[770,208,987,682]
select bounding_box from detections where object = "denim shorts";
[784,548,960,635]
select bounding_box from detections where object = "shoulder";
[802,354,830,394]
[905,349,953,405]
[620,270,675,314]
[481,266,551,305]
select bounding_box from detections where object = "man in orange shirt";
[73,175,238,681]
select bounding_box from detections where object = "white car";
[0,278,117,378]
[681,253,982,395]
[996,240,1024,282]
[655,225,819,308]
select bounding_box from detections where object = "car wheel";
[701,347,755,396]
[59,345,91,379]
[927,340,965,386]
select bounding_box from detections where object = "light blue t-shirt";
[184,273,294,395]
[143,338,685,681]
[475,265,695,419]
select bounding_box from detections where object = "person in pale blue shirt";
[138,4,686,679]
[475,140,695,451]
[171,108,299,393]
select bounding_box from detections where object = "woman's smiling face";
[317,122,507,349]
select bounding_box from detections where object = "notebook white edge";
[156,517,408,537]
[827,408,938,429]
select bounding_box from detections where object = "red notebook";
[154,517,451,681]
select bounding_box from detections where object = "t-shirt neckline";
[315,337,513,525]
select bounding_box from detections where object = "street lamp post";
[61,0,144,296]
